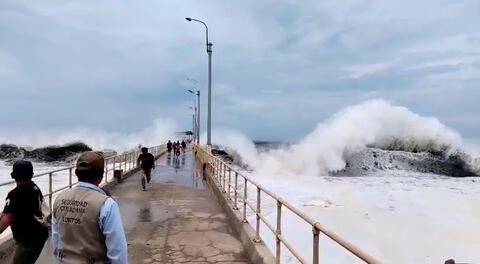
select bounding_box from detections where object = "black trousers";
[143,168,152,183]
[13,239,46,264]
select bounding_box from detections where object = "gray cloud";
[0,0,479,143]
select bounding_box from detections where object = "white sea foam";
[213,99,480,263]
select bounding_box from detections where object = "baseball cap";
[11,160,34,180]
[76,151,105,172]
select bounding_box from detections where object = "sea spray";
[206,128,259,167]
[0,118,178,151]
[212,99,480,263]
[215,99,468,177]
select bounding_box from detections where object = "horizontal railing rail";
[0,145,166,211]
[195,145,382,264]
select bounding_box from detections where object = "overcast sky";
[1,0,479,142]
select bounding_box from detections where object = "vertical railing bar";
[69,168,73,188]
[105,158,109,183]
[223,163,226,192]
[105,159,108,183]
[233,171,238,210]
[254,186,262,242]
[313,226,320,264]
[48,172,53,211]
[220,161,223,184]
[228,167,231,199]
[276,200,282,264]
[220,161,223,187]
[242,178,248,223]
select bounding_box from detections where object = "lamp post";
[187,86,200,144]
[188,106,195,142]
[185,17,213,146]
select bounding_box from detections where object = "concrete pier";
[13,150,250,263]
[118,150,250,263]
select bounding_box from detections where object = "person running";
[52,152,128,264]
[175,143,182,157]
[0,161,48,264]
[167,140,172,153]
[137,147,155,190]
[181,140,186,152]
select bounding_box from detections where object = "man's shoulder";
[6,187,19,198]
[6,183,30,199]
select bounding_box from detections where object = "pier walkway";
[31,150,250,263]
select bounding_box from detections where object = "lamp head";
[185,17,192,21]
[188,89,194,94]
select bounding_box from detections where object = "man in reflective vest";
[52,151,128,264]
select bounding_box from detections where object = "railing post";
[222,163,226,193]
[313,225,320,264]
[276,200,282,264]
[233,172,238,210]
[219,161,222,184]
[48,172,53,210]
[219,161,222,182]
[228,167,231,198]
[254,186,262,243]
[69,168,73,188]
[124,154,127,172]
[105,159,108,183]
[105,159,109,183]
[242,178,248,223]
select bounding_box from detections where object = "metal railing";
[0,145,166,211]
[195,145,382,264]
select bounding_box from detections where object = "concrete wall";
[196,153,275,264]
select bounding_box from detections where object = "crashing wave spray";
[217,99,474,176]
[0,118,178,151]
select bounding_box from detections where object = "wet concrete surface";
[113,150,250,263]
[26,149,249,264]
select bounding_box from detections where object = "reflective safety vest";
[53,187,110,264]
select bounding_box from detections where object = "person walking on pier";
[167,140,173,153]
[174,143,182,157]
[137,147,155,190]
[0,160,48,264]
[181,140,187,152]
[52,152,128,264]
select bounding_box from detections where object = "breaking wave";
[215,99,479,177]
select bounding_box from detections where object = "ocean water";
[214,100,480,264]
[244,171,480,264]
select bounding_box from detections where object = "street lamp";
[187,87,200,144]
[185,17,213,146]
[188,106,195,142]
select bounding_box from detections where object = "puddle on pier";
[155,152,205,189]
[121,203,173,232]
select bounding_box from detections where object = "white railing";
[195,145,382,264]
[0,145,166,211]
